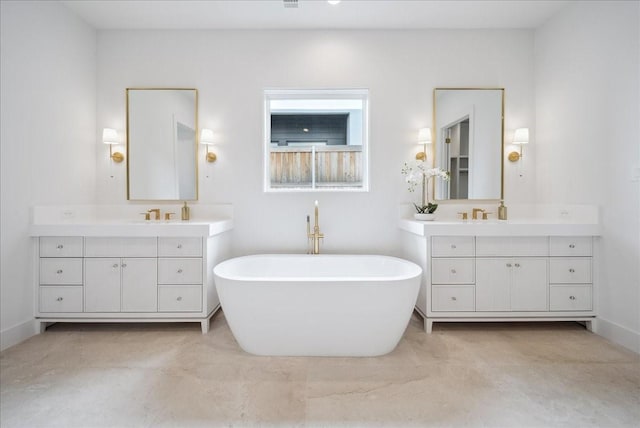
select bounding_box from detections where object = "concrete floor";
[1,312,639,428]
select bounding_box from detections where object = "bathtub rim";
[213,254,422,283]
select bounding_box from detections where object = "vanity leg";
[585,319,597,333]
[200,319,210,334]
[38,321,48,334]
[425,319,433,334]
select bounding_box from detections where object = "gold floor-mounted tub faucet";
[307,200,324,254]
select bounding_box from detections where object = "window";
[264,89,368,192]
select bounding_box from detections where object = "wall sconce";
[200,128,217,162]
[508,128,529,162]
[415,128,431,161]
[102,128,124,163]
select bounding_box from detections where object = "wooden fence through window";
[270,146,363,188]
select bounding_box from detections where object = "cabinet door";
[476,258,511,311]
[122,258,158,312]
[511,258,548,311]
[85,258,121,312]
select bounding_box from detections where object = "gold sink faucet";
[147,208,161,220]
[472,208,485,220]
[307,200,324,254]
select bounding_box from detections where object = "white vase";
[414,213,436,221]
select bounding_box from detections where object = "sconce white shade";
[102,128,119,145]
[513,128,529,145]
[418,128,432,144]
[200,128,215,145]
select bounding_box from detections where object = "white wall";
[535,1,640,352]
[0,1,97,350]
[96,30,536,256]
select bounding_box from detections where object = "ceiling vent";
[283,0,299,8]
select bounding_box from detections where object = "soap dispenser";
[181,201,190,221]
[498,200,508,220]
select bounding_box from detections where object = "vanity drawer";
[158,285,202,312]
[39,286,83,313]
[84,237,157,258]
[432,285,475,312]
[432,236,475,257]
[476,237,548,257]
[550,237,592,256]
[432,258,475,284]
[158,237,202,257]
[40,237,83,257]
[549,258,592,283]
[158,258,203,284]
[39,258,83,284]
[550,285,592,311]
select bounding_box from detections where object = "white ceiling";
[62,0,569,30]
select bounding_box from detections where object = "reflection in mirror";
[434,88,504,201]
[127,88,198,201]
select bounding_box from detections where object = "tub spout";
[307,201,324,254]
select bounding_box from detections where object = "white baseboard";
[0,319,38,352]
[595,317,640,354]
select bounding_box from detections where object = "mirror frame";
[126,87,199,201]
[432,87,504,202]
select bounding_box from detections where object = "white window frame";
[263,89,369,193]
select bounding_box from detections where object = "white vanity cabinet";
[549,236,593,312]
[38,237,84,313]
[399,222,598,333]
[157,237,204,313]
[35,231,231,334]
[85,258,158,312]
[84,238,158,313]
[475,237,548,312]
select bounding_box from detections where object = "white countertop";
[398,203,601,237]
[29,204,234,237]
[398,218,600,237]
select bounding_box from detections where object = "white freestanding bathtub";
[213,254,422,357]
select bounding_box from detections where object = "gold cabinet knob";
[164,212,175,221]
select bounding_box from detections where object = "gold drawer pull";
[56,244,64,249]
[56,269,63,274]
[569,268,575,273]
[569,295,576,300]
[569,244,576,248]
[56,297,63,301]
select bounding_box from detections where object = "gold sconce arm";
[109,144,124,163]
[205,145,217,162]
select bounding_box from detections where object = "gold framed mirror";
[433,88,504,201]
[126,88,198,201]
